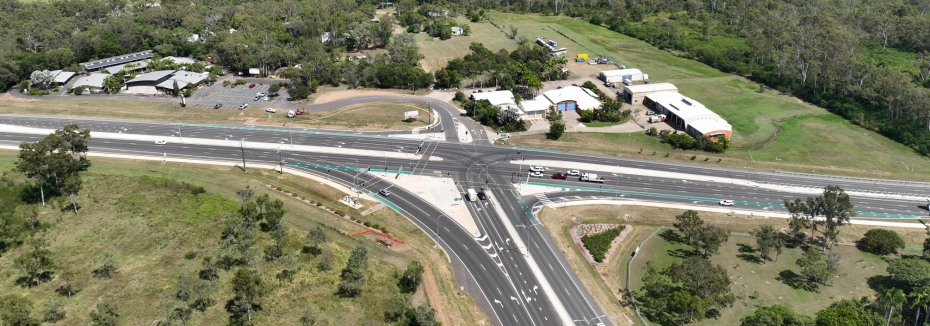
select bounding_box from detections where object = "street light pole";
[239,139,247,172]
[901,162,911,195]
[67,109,72,125]
[176,110,186,139]
[748,150,754,183]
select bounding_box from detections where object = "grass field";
[417,19,518,72]
[0,150,487,325]
[488,13,930,181]
[296,102,432,130]
[630,233,888,325]
[538,204,926,326]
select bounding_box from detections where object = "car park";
[529,166,545,172]
[552,172,567,179]
[155,139,167,145]
[265,108,277,113]
[213,103,223,109]
[530,171,544,177]
[567,170,580,176]
[719,200,734,206]
[379,189,391,197]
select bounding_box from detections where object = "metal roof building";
[70,73,111,92]
[104,61,148,75]
[644,91,731,139]
[80,50,154,71]
[51,70,76,84]
[125,70,175,94]
[598,69,644,83]
[621,82,678,104]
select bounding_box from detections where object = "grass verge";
[296,102,432,131]
[0,149,487,325]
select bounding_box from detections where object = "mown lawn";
[0,150,487,325]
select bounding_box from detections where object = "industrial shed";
[621,83,678,104]
[70,73,111,93]
[598,69,644,83]
[644,91,731,140]
[125,70,176,94]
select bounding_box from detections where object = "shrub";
[581,81,597,90]
[289,85,311,99]
[546,122,565,140]
[73,86,85,95]
[580,226,625,262]
[222,80,231,87]
[404,117,416,123]
[857,229,905,255]
[184,251,198,259]
[645,127,658,136]
[235,79,246,85]
[190,186,206,195]
[453,91,467,102]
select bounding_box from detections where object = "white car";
[530,171,544,177]
[719,200,734,206]
[567,170,581,176]
[155,139,167,145]
[265,108,277,113]
[529,166,546,172]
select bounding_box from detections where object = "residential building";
[70,73,111,93]
[451,27,463,36]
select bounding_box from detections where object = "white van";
[287,110,296,118]
[467,188,478,202]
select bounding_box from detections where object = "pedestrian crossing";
[534,193,553,205]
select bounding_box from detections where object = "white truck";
[467,188,478,202]
[580,173,605,183]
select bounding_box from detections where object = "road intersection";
[0,102,927,326]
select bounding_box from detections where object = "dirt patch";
[0,93,35,102]
[313,89,402,104]
[570,223,631,265]
[422,258,455,325]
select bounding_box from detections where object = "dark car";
[477,191,487,200]
[206,81,214,86]
[213,103,223,109]
[230,83,237,88]
[249,84,256,88]
[552,172,567,179]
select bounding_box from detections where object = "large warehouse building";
[124,70,208,94]
[621,83,678,104]
[599,69,645,83]
[644,91,731,140]
[80,50,154,72]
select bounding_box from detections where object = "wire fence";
[627,225,665,326]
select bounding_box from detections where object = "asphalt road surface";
[1,113,928,326]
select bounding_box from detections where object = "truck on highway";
[467,188,478,202]
[580,173,605,183]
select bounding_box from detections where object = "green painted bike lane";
[523,182,922,219]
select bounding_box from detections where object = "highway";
[0,113,928,326]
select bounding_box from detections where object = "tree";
[400,260,424,293]
[784,197,815,239]
[340,245,369,297]
[415,305,437,326]
[581,80,597,89]
[666,256,735,308]
[877,289,906,326]
[289,85,311,99]
[92,252,118,279]
[16,125,91,214]
[72,86,84,95]
[796,248,835,289]
[453,91,467,102]
[15,139,51,206]
[886,258,930,291]
[88,300,119,326]
[814,298,884,326]
[741,304,814,326]
[300,303,318,326]
[172,80,180,96]
[858,229,905,256]
[0,294,39,326]
[910,286,930,326]
[319,245,334,271]
[387,294,410,321]
[547,122,565,140]
[818,186,855,250]
[268,84,281,96]
[15,238,54,287]
[231,269,261,302]
[755,225,785,264]
[59,267,77,300]
[674,210,705,252]
[697,225,729,257]
[41,296,65,323]
[175,271,216,314]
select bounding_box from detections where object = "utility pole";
[176,110,185,139]
[277,149,283,174]
[240,139,247,172]
[748,150,754,183]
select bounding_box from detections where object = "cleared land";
[539,204,926,326]
[0,150,487,325]
[295,102,432,130]
[417,19,519,73]
[489,13,930,181]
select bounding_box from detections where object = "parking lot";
[193,83,281,109]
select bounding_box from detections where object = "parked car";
[572,83,578,86]
[213,103,223,109]
[265,108,277,113]
[646,110,655,116]
[552,172,567,179]
[249,84,256,88]
[719,200,734,206]
[529,166,546,172]
[567,170,581,176]
[379,189,392,197]
[230,83,237,88]
[478,89,483,93]
[253,96,261,101]
[530,171,544,177]
[155,139,167,145]
[206,81,214,86]
[262,96,269,101]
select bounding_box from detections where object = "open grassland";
[296,102,432,130]
[417,19,518,72]
[0,150,487,325]
[490,13,930,180]
[631,233,888,325]
[539,204,926,326]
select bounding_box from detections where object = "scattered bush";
[547,122,566,140]
[223,80,231,87]
[453,91,467,102]
[235,79,246,85]
[857,229,905,255]
[404,117,416,123]
[580,226,625,262]
[73,86,85,95]
[184,251,198,259]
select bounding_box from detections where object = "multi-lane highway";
[0,111,927,326]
